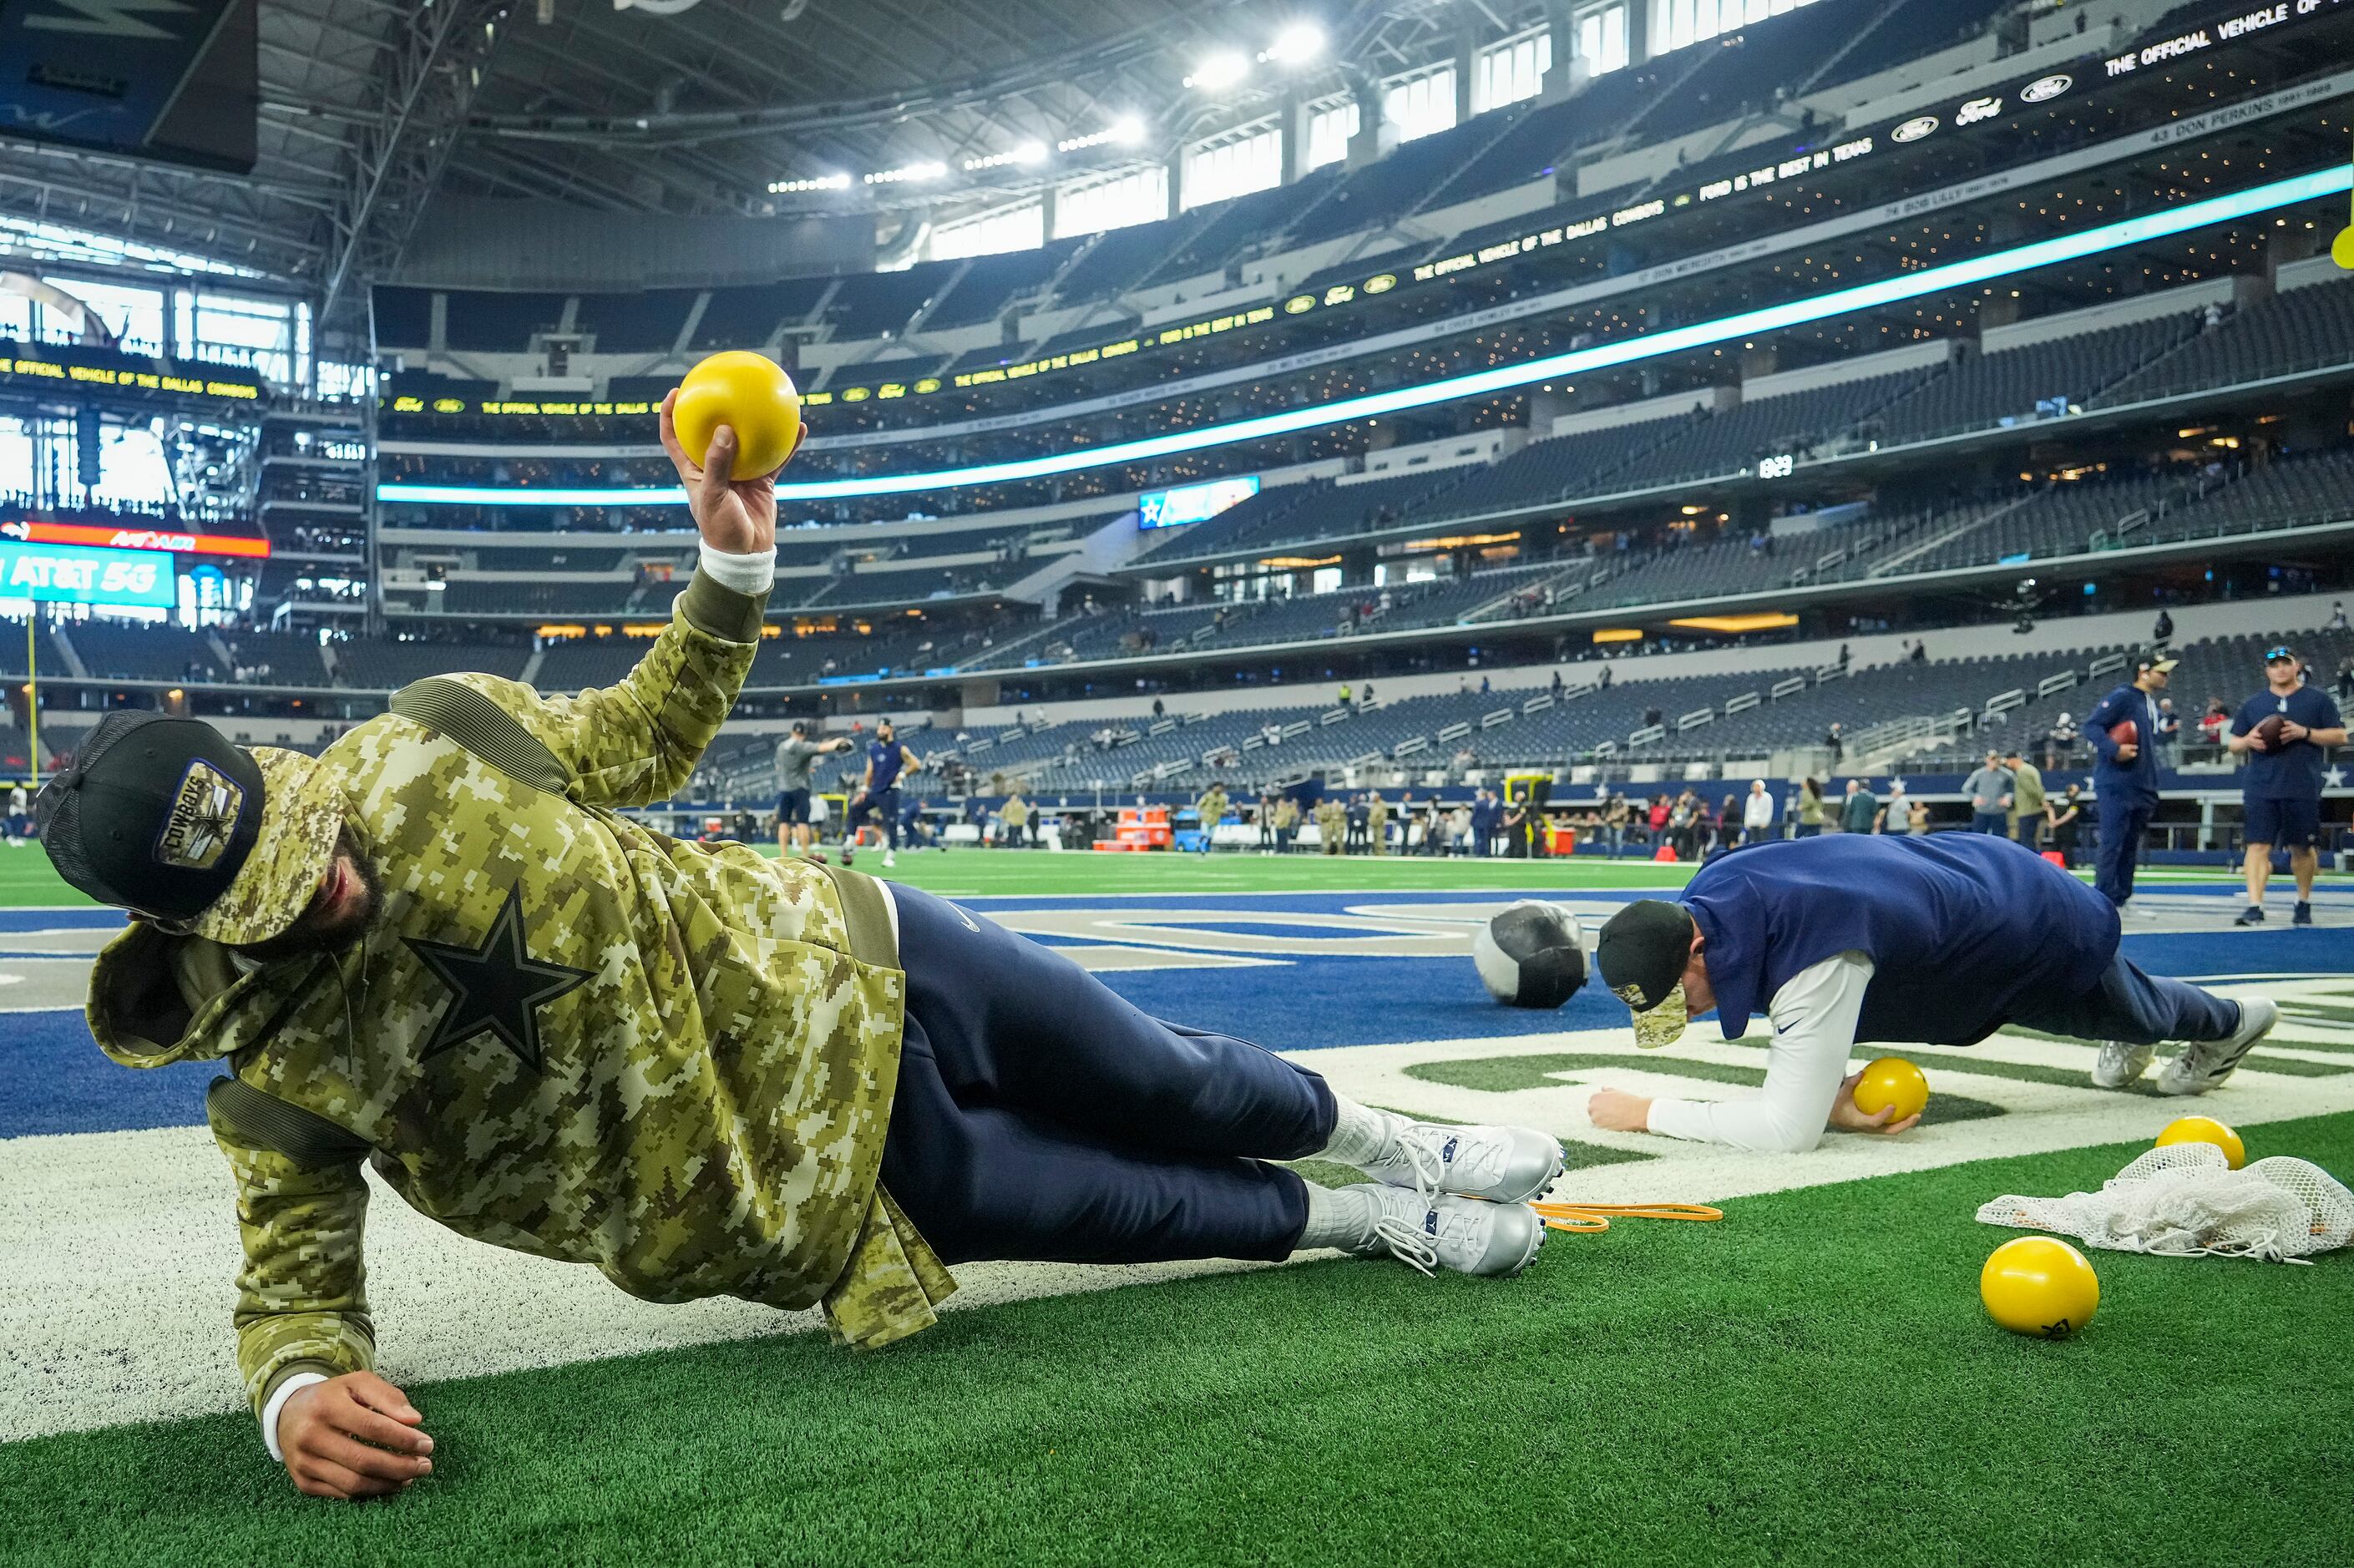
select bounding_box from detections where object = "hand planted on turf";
[1826,1070,1921,1136]
[1587,1087,1653,1132]
[660,387,779,556]
[279,1371,434,1500]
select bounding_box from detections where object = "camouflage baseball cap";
[1595,899,1696,1049]
[36,712,345,946]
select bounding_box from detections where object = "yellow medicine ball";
[1980,1237,2100,1339]
[672,351,804,478]
[2154,1115,2245,1170]
[1851,1056,1929,1122]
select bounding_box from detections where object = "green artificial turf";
[7,1115,2348,1567]
[0,839,1696,911]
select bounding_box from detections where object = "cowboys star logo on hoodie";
[152,759,242,871]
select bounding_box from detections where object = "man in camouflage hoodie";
[46,399,1565,1503]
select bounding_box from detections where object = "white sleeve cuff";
[261,1371,329,1462]
[697,540,777,595]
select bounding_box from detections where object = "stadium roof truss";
[0,0,1497,334]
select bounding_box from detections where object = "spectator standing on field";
[1839,778,1878,837]
[2005,748,2046,849]
[2229,643,2346,927]
[1964,751,2013,834]
[1796,777,1825,837]
[1366,791,1390,856]
[1000,792,1030,848]
[1874,779,1908,834]
[1742,779,1776,845]
[2046,784,2085,866]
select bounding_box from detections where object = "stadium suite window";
[1305,98,1358,172]
[1476,29,1553,113]
[1183,121,1283,210]
[1580,3,1632,75]
[1384,66,1458,144]
[1652,0,1815,55]
[930,201,1045,260]
[1055,165,1170,240]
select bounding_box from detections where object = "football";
[1472,901,1589,1009]
[2250,712,2290,750]
[2108,718,2139,748]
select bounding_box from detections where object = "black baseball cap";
[34,711,343,942]
[2264,645,2296,663]
[1596,899,1697,1049]
[2135,652,2179,675]
[36,712,264,923]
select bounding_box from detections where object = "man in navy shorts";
[2230,643,2346,926]
[774,719,851,857]
[844,716,922,868]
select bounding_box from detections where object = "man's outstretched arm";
[1591,953,1911,1153]
[392,393,778,809]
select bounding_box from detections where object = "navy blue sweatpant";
[878,884,1334,1267]
[2005,950,2242,1047]
[2093,793,2153,906]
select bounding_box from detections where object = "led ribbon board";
[378,164,2354,510]
[8,521,271,559]
[0,540,177,609]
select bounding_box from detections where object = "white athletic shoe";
[2091,1040,2155,1090]
[2155,997,2278,1096]
[883,850,896,868]
[1358,1121,1564,1206]
[1350,1184,1546,1278]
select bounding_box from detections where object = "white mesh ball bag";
[1977,1143,2354,1263]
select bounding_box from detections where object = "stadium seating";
[1872,316,2199,447]
[2095,279,2354,407]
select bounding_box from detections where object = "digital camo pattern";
[184,746,345,947]
[86,579,941,1419]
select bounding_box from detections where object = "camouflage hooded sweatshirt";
[86,572,952,1421]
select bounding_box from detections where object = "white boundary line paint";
[4,977,2348,1448]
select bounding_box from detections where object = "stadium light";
[1185,50,1251,91]
[768,173,852,194]
[964,142,1050,172]
[1263,23,1324,65]
[864,161,947,185]
[1111,114,1146,144]
[378,164,2354,509]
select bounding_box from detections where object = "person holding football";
[2229,643,2346,927]
[2082,652,2174,916]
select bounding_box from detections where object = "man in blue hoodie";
[1583,832,2276,1151]
[2081,651,2174,915]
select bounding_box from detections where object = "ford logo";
[1892,114,1939,143]
[2021,73,2073,103]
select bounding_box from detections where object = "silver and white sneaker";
[1351,1184,1546,1278]
[2091,1040,2155,1090]
[2155,997,2278,1096]
[1359,1121,1564,1206]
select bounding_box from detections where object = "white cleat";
[1359,1121,1565,1206]
[2091,1040,2155,1090]
[1352,1184,1546,1279]
[883,851,896,868]
[2155,997,2278,1096]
